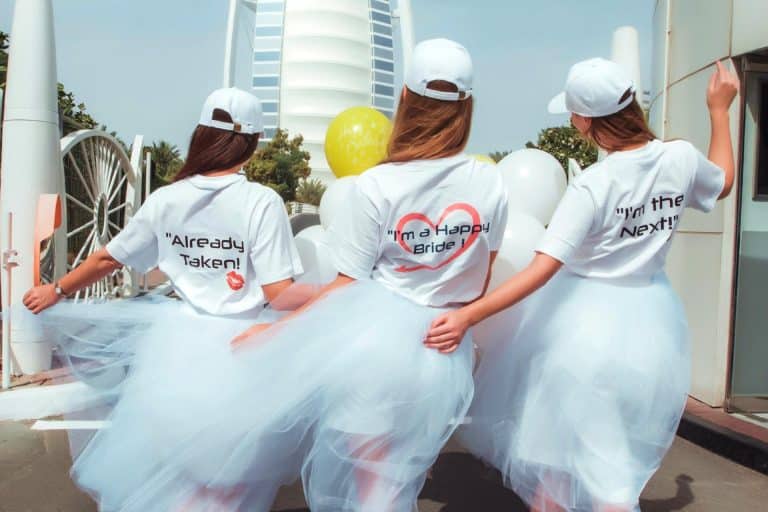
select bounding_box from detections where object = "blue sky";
[0,0,654,156]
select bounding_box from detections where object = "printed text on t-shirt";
[388,203,491,272]
[617,194,683,239]
[165,232,245,270]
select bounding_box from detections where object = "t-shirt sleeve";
[687,145,726,212]
[535,182,595,264]
[249,192,304,285]
[327,180,382,280]
[105,198,159,273]
[489,185,509,251]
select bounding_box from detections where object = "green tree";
[525,125,597,173]
[489,150,510,163]
[146,141,183,191]
[245,128,311,202]
[0,31,8,90]
[1,32,7,160]
[58,84,97,134]
[295,178,327,206]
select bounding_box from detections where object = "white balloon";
[498,148,567,225]
[319,176,358,230]
[294,225,338,284]
[474,213,545,353]
[487,213,546,291]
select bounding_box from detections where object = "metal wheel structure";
[50,130,143,301]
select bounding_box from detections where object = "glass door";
[728,58,768,413]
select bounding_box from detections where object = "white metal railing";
[288,202,319,215]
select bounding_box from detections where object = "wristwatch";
[54,281,67,297]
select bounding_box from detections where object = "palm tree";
[147,141,183,190]
[489,150,511,163]
[295,178,327,206]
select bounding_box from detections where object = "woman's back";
[330,154,508,307]
[108,173,301,315]
[539,139,724,279]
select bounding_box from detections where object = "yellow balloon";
[325,107,393,178]
[472,154,497,165]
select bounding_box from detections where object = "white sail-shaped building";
[240,0,398,183]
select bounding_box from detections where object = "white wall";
[668,0,731,83]
[732,0,768,56]
[649,0,669,116]
[656,0,747,406]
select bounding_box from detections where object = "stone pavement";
[1,421,766,511]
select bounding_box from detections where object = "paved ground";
[1,421,766,511]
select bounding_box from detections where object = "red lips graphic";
[226,271,245,291]
[395,203,482,273]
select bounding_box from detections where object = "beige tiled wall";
[657,2,748,404]
[731,0,768,56]
[668,0,732,83]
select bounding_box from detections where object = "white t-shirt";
[106,173,303,315]
[329,154,509,307]
[537,140,725,278]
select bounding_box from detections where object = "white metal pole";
[118,134,146,298]
[611,26,644,108]
[0,0,62,374]
[660,1,672,140]
[144,151,151,203]
[142,151,152,292]
[397,0,415,76]
[223,0,241,88]
[2,213,17,389]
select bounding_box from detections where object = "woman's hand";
[705,61,740,199]
[23,284,61,314]
[423,309,472,354]
[707,60,739,114]
[21,248,123,315]
[269,283,319,311]
[230,323,272,350]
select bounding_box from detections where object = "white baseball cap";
[405,38,473,101]
[198,87,264,134]
[548,57,636,117]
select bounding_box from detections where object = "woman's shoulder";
[139,180,179,211]
[359,161,399,180]
[571,159,611,188]
[353,164,398,194]
[660,138,696,157]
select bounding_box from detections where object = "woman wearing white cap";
[424,59,739,511]
[19,88,305,510]
[222,38,508,511]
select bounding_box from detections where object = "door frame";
[726,55,768,413]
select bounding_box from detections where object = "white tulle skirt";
[14,297,286,512]
[460,271,689,511]
[22,281,473,511]
[205,279,476,511]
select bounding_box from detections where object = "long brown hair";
[385,81,473,163]
[173,109,260,182]
[584,89,656,152]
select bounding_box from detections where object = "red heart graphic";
[394,203,482,273]
[226,271,245,291]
